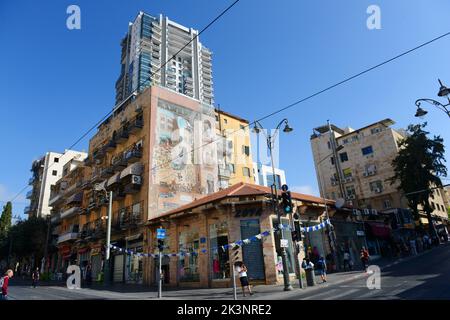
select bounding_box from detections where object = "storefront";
[89,244,103,282]
[125,234,144,284]
[143,183,329,288]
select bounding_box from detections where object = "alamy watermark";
[66,5,81,30]
[367,5,381,30]
[66,265,81,289]
[366,265,381,289]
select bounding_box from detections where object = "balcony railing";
[124,148,142,164]
[218,167,231,179]
[48,193,62,206]
[116,127,130,143]
[80,219,106,239]
[57,231,79,244]
[111,154,128,171]
[129,116,144,134]
[100,166,114,179]
[113,203,143,230]
[28,177,36,185]
[105,138,117,151]
[24,206,32,214]
[26,190,33,199]
[60,206,81,219]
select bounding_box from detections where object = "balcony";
[48,193,62,206]
[111,154,128,171]
[28,177,36,185]
[26,190,33,199]
[116,127,129,143]
[114,204,143,230]
[124,148,142,164]
[93,147,106,160]
[129,117,144,134]
[60,206,81,219]
[105,138,117,151]
[57,231,79,244]
[50,213,61,224]
[100,166,114,179]
[24,206,32,215]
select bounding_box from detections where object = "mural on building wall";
[149,98,218,219]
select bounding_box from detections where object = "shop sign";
[234,208,262,218]
[280,239,289,248]
[356,230,365,236]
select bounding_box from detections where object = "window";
[223,118,228,124]
[343,168,352,178]
[330,157,335,165]
[240,124,246,131]
[178,227,200,282]
[242,145,250,156]
[361,146,374,156]
[229,164,235,173]
[342,139,349,144]
[242,167,251,177]
[346,185,356,197]
[369,180,383,193]
[431,202,436,210]
[383,199,392,209]
[52,170,57,176]
[327,141,331,149]
[267,174,282,189]
[54,157,59,163]
[371,127,382,134]
[339,152,349,162]
[351,135,359,142]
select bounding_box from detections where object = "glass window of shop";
[178,227,200,282]
[272,217,295,274]
[126,246,143,284]
[209,220,230,280]
[302,220,327,265]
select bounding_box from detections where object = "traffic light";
[157,239,164,252]
[292,220,302,242]
[281,190,293,214]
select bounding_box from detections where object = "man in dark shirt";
[1,269,14,300]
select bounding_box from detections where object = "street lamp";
[415,79,450,119]
[252,118,293,291]
[94,183,113,286]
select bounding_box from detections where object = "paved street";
[7,243,450,300]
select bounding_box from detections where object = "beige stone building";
[310,119,448,227]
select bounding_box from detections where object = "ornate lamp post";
[415,79,450,118]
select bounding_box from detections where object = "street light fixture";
[415,79,450,119]
[253,118,294,291]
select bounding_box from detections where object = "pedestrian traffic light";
[157,239,164,252]
[281,190,293,215]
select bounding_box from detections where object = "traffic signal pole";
[268,137,293,291]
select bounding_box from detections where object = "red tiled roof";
[156,182,333,219]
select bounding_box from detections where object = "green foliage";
[390,122,447,227]
[0,202,13,238]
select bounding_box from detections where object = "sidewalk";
[14,242,448,300]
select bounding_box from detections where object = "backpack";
[317,259,325,270]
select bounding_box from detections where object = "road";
[7,243,450,300]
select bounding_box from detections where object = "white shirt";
[235,266,247,277]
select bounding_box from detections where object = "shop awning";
[66,192,83,204]
[126,233,143,241]
[107,172,121,187]
[366,222,392,239]
[120,162,143,179]
[94,179,107,191]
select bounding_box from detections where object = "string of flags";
[108,219,331,258]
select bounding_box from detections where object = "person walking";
[32,267,40,288]
[85,264,92,287]
[235,262,254,297]
[360,247,370,272]
[316,256,327,283]
[343,251,352,271]
[1,269,14,300]
[409,238,418,256]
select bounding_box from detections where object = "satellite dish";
[335,198,345,209]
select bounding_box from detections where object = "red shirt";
[2,276,9,295]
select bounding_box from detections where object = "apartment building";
[115,11,214,106]
[253,162,287,189]
[215,109,254,189]
[25,150,87,218]
[310,119,449,227]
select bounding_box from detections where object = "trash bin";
[305,268,315,287]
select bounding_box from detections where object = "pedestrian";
[409,238,417,256]
[32,267,40,288]
[234,262,254,297]
[316,256,327,283]
[343,251,352,271]
[85,264,92,287]
[360,247,370,272]
[1,269,14,300]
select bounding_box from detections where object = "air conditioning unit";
[131,175,142,185]
[374,188,382,193]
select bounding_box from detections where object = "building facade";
[115,11,213,106]
[310,119,448,231]
[253,162,287,189]
[215,109,255,189]
[25,150,87,218]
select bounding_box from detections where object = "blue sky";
[1,0,450,219]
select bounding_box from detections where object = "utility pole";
[42,215,51,273]
[104,190,113,285]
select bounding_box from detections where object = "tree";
[390,122,447,239]
[0,202,12,239]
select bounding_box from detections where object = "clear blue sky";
[1,0,450,220]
